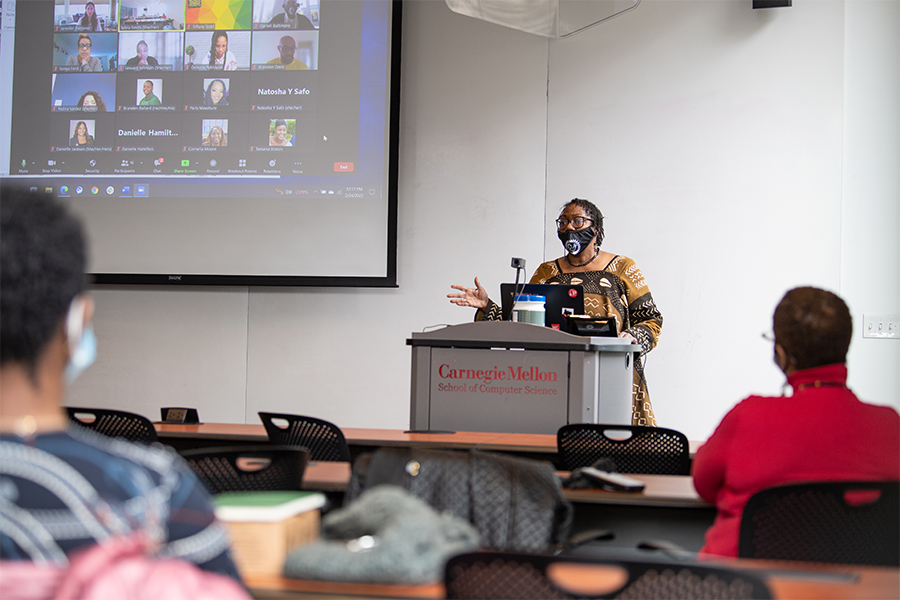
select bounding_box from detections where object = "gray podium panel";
[408,322,639,434]
[430,347,569,434]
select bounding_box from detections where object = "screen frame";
[28,1,402,289]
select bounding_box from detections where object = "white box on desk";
[214,491,326,577]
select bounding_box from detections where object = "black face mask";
[558,226,596,255]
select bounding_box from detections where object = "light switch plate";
[863,314,900,339]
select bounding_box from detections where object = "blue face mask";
[66,325,97,383]
[65,297,97,384]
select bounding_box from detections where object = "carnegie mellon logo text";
[437,365,558,385]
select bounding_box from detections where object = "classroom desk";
[300,462,714,551]
[156,422,703,465]
[244,561,900,599]
[301,462,704,505]
[292,465,897,599]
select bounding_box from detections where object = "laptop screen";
[499,283,585,330]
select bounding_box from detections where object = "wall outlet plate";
[862,314,900,339]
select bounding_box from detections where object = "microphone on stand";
[510,257,526,320]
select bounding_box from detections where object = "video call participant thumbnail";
[50,73,116,111]
[185,0,252,31]
[183,114,247,150]
[119,0,185,31]
[268,0,314,29]
[79,2,102,31]
[69,120,95,146]
[269,119,294,146]
[205,78,229,106]
[248,72,317,111]
[202,121,228,146]
[113,114,183,152]
[182,74,248,109]
[138,80,162,106]
[66,34,103,71]
[124,40,159,67]
[118,32,184,71]
[206,31,238,70]
[265,36,307,70]
[55,33,118,72]
[184,31,250,71]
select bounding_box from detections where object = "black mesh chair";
[739,480,900,566]
[445,551,772,599]
[66,407,158,443]
[258,412,351,462]
[180,445,309,494]
[557,424,690,475]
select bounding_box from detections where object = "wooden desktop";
[155,422,704,464]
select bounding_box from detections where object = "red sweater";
[691,363,900,557]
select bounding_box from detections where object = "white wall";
[840,0,900,409]
[68,0,899,442]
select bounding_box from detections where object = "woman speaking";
[449,198,663,425]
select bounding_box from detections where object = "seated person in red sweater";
[692,286,900,557]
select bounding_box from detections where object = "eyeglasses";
[556,216,592,230]
[278,45,296,51]
[761,332,775,343]
[79,43,92,49]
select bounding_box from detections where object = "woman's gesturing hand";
[448,277,489,310]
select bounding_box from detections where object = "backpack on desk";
[345,447,573,553]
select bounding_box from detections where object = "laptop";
[499,283,585,330]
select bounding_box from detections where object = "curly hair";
[773,287,852,370]
[78,90,106,111]
[560,198,605,247]
[0,187,87,371]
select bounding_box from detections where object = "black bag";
[345,447,573,553]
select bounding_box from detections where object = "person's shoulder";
[605,254,636,271]
[269,13,285,23]
[858,399,900,423]
[530,260,559,283]
[149,57,159,65]
[726,393,785,419]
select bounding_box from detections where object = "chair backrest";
[258,412,351,462]
[179,445,309,494]
[346,447,572,553]
[739,480,900,566]
[66,407,158,443]
[557,424,690,474]
[444,551,772,599]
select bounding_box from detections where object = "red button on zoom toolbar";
[334,162,355,172]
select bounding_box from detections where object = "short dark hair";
[773,287,852,370]
[0,187,87,369]
[561,198,605,247]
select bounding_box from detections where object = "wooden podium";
[407,322,639,434]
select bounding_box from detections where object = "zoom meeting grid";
[8,0,365,181]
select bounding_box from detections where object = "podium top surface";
[408,321,639,352]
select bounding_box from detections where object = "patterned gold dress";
[478,255,662,426]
